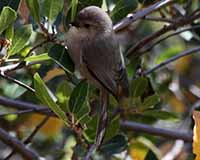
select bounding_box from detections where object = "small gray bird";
[66,6,129,101]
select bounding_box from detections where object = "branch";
[113,0,173,31]
[0,72,35,93]
[126,12,200,58]
[0,96,53,116]
[120,120,192,142]
[143,46,200,75]
[139,24,200,54]
[4,116,49,160]
[142,16,175,23]
[0,96,193,142]
[0,127,39,160]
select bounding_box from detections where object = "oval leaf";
[143,110,178,120]
[69,80,89,114]
[43,0,64,22]
[9,25,32,56]
[0,7,17,34]
[25,0,40,23]
[24,53,51,62]
[49,44,74,73]
[34,73,69,126]
[142,94,160,109]
[100,134,128,155]
[131,77,148,97]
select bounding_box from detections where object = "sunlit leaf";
[24,53,50,62]
[71,0,78,21]
[155,46,183,64]
[34,73,69,126]
[5,23,14,40]
[43,0,64,22]
[56,81,72,112]
[129,140,149,160]
[8,25,32,56]
[0,7,17,34]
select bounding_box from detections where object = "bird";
[65,6,129,101]
[65,6,129,159]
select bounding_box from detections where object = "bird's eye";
[84,24,90,28]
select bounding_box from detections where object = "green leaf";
[8,25,32,56]
[34,73,69,126]
[0,7,17,34]
[49,44,74,73]
[69,80,89,113]
[111,0,138,23]
[131,77,148,97]
[56,81,72,112]
[155,45,183,64]
[71,0,78,21]
[143,110,178,120]
[83,116,98,142]
[43,0,64,22]
[100,134,128,155]
[24,53,51,62]
[19,45,31,57]
[142,94,160,109]
[138,137,162,160]
[5,23,14,40]
[104,116,120,141]
[25,0,40,23]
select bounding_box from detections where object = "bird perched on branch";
[66,6,129,100]
[65,6,129,159]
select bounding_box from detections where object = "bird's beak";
[70,20,80,27]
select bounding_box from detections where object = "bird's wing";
[81,34,129,98]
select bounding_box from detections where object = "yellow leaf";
[43,68,65,82]
[129,140,148,160]
[193,111,200,160]
[24,114,64,137]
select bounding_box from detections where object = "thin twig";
[121,120,192,142]
[4,116,49,160]
[0,96,53,116]
[0,128,39,160]
[143,46,200,75]
[0,96,194,142]
[143,16,175,23]
[0,109,34,117]
[26,39,50,57]
[139,24,200,54]
[127,12,200,58]
[0,73,35,93]
[113,0,173,31]
[84,91,109,160]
